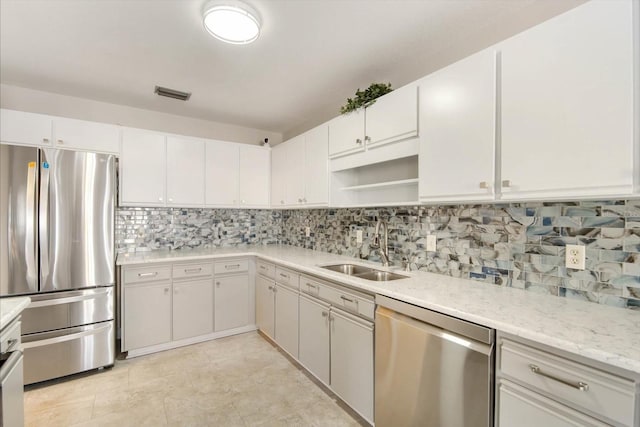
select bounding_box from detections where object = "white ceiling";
[0,0,584,138]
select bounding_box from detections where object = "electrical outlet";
[305,226,311,237]
[426,235,437,252]
[565,244,586,270]
[356,230,363,244]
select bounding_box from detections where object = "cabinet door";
[419,50,496,202]
[173,279,214,341]
[270,143,287,207]
[304,124,329,205]
[214,274,249,331]
[500,0,634,199]
[365,84,418,149]
[498,380,608,427]
[299,295,330,385]
[205,140,239,207]
[166,136,205,206]
[255,275,275,339]
[330,308,374,423]
[328,110,365,158]
[123,283,171,350]
[120,129,166,206]
[0,109,53,147]
[239,145,270,207]
[53,117,120,154]
[285,136,306,206]
[275,284,299,358]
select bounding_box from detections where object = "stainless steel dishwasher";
[375,295,495,427]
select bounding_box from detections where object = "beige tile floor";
[24,332,366,427]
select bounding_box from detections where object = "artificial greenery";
[340,82,393,114]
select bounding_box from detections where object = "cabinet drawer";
[275,267,299,290]
[300,276,323,298]
[173,262,214,280]
[500,339,636,426]
[317,284,374,320]
[214,259,249,275]
[257,260,275,279]
[123,265,171,284]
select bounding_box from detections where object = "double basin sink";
[320,264,408,281]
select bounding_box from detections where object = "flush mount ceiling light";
[202,0,261,45]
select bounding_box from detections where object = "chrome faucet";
[371,219,390,267]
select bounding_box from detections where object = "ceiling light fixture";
[202,0,261,45]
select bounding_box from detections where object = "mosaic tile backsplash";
[116,208,281,252]
[116,200,640,310]
[280,200,640,310]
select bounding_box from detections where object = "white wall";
[0,84,282,145]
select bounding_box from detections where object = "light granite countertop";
[117,245,640,376]
[0,296,31,331]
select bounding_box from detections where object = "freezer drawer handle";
[529,364,589,391]
[184,268,202,273]
[138,272,158,278]
[21,323,112,349]
[28,289,112,308]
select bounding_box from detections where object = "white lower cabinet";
[496,334,638,427]
[255,274,276,339]
[215,274,250,332]
[274,284,299,358]
[298,295,330,385]
[122,258,254,355]
[172,279,214,341]
[124,282,172,350]
[498,379,608,427]
[330,307,374,424]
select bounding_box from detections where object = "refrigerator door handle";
[25,160,38,292]
[39,155,50,283]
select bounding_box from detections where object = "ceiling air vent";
[154,86,191,101]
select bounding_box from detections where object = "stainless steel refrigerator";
[0,144,116,385]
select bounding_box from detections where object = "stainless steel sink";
[320,264,408,281]
[321,264,373,276]
[354,271,408,281]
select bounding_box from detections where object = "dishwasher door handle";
[376,306,492,356]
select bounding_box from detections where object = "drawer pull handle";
[6,338,19,352]
[529,364,589,392]
[225,264,240,269]
[340,296,355,303]
[138,272,158,278]
[307,283,319,290]
[184,268,202,273]
[260,265,267,270]
[279,273,289,279]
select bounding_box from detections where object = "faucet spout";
[372,219,390,267]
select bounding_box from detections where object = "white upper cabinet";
[328,86,418,159]
[499,0,635,200]
[271,143,287,208]
[328,109,366,158]
[365,84,418,149]
[166,136,205,207]
[239,145,270,207]
[285,135,306,205]
[53,117,120,154]
[120,128,166,206]
[205,140,240,207]
[419,49,496,202]
[304,124,329,205]
[0,109,53,147]
[271,124,329,208]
